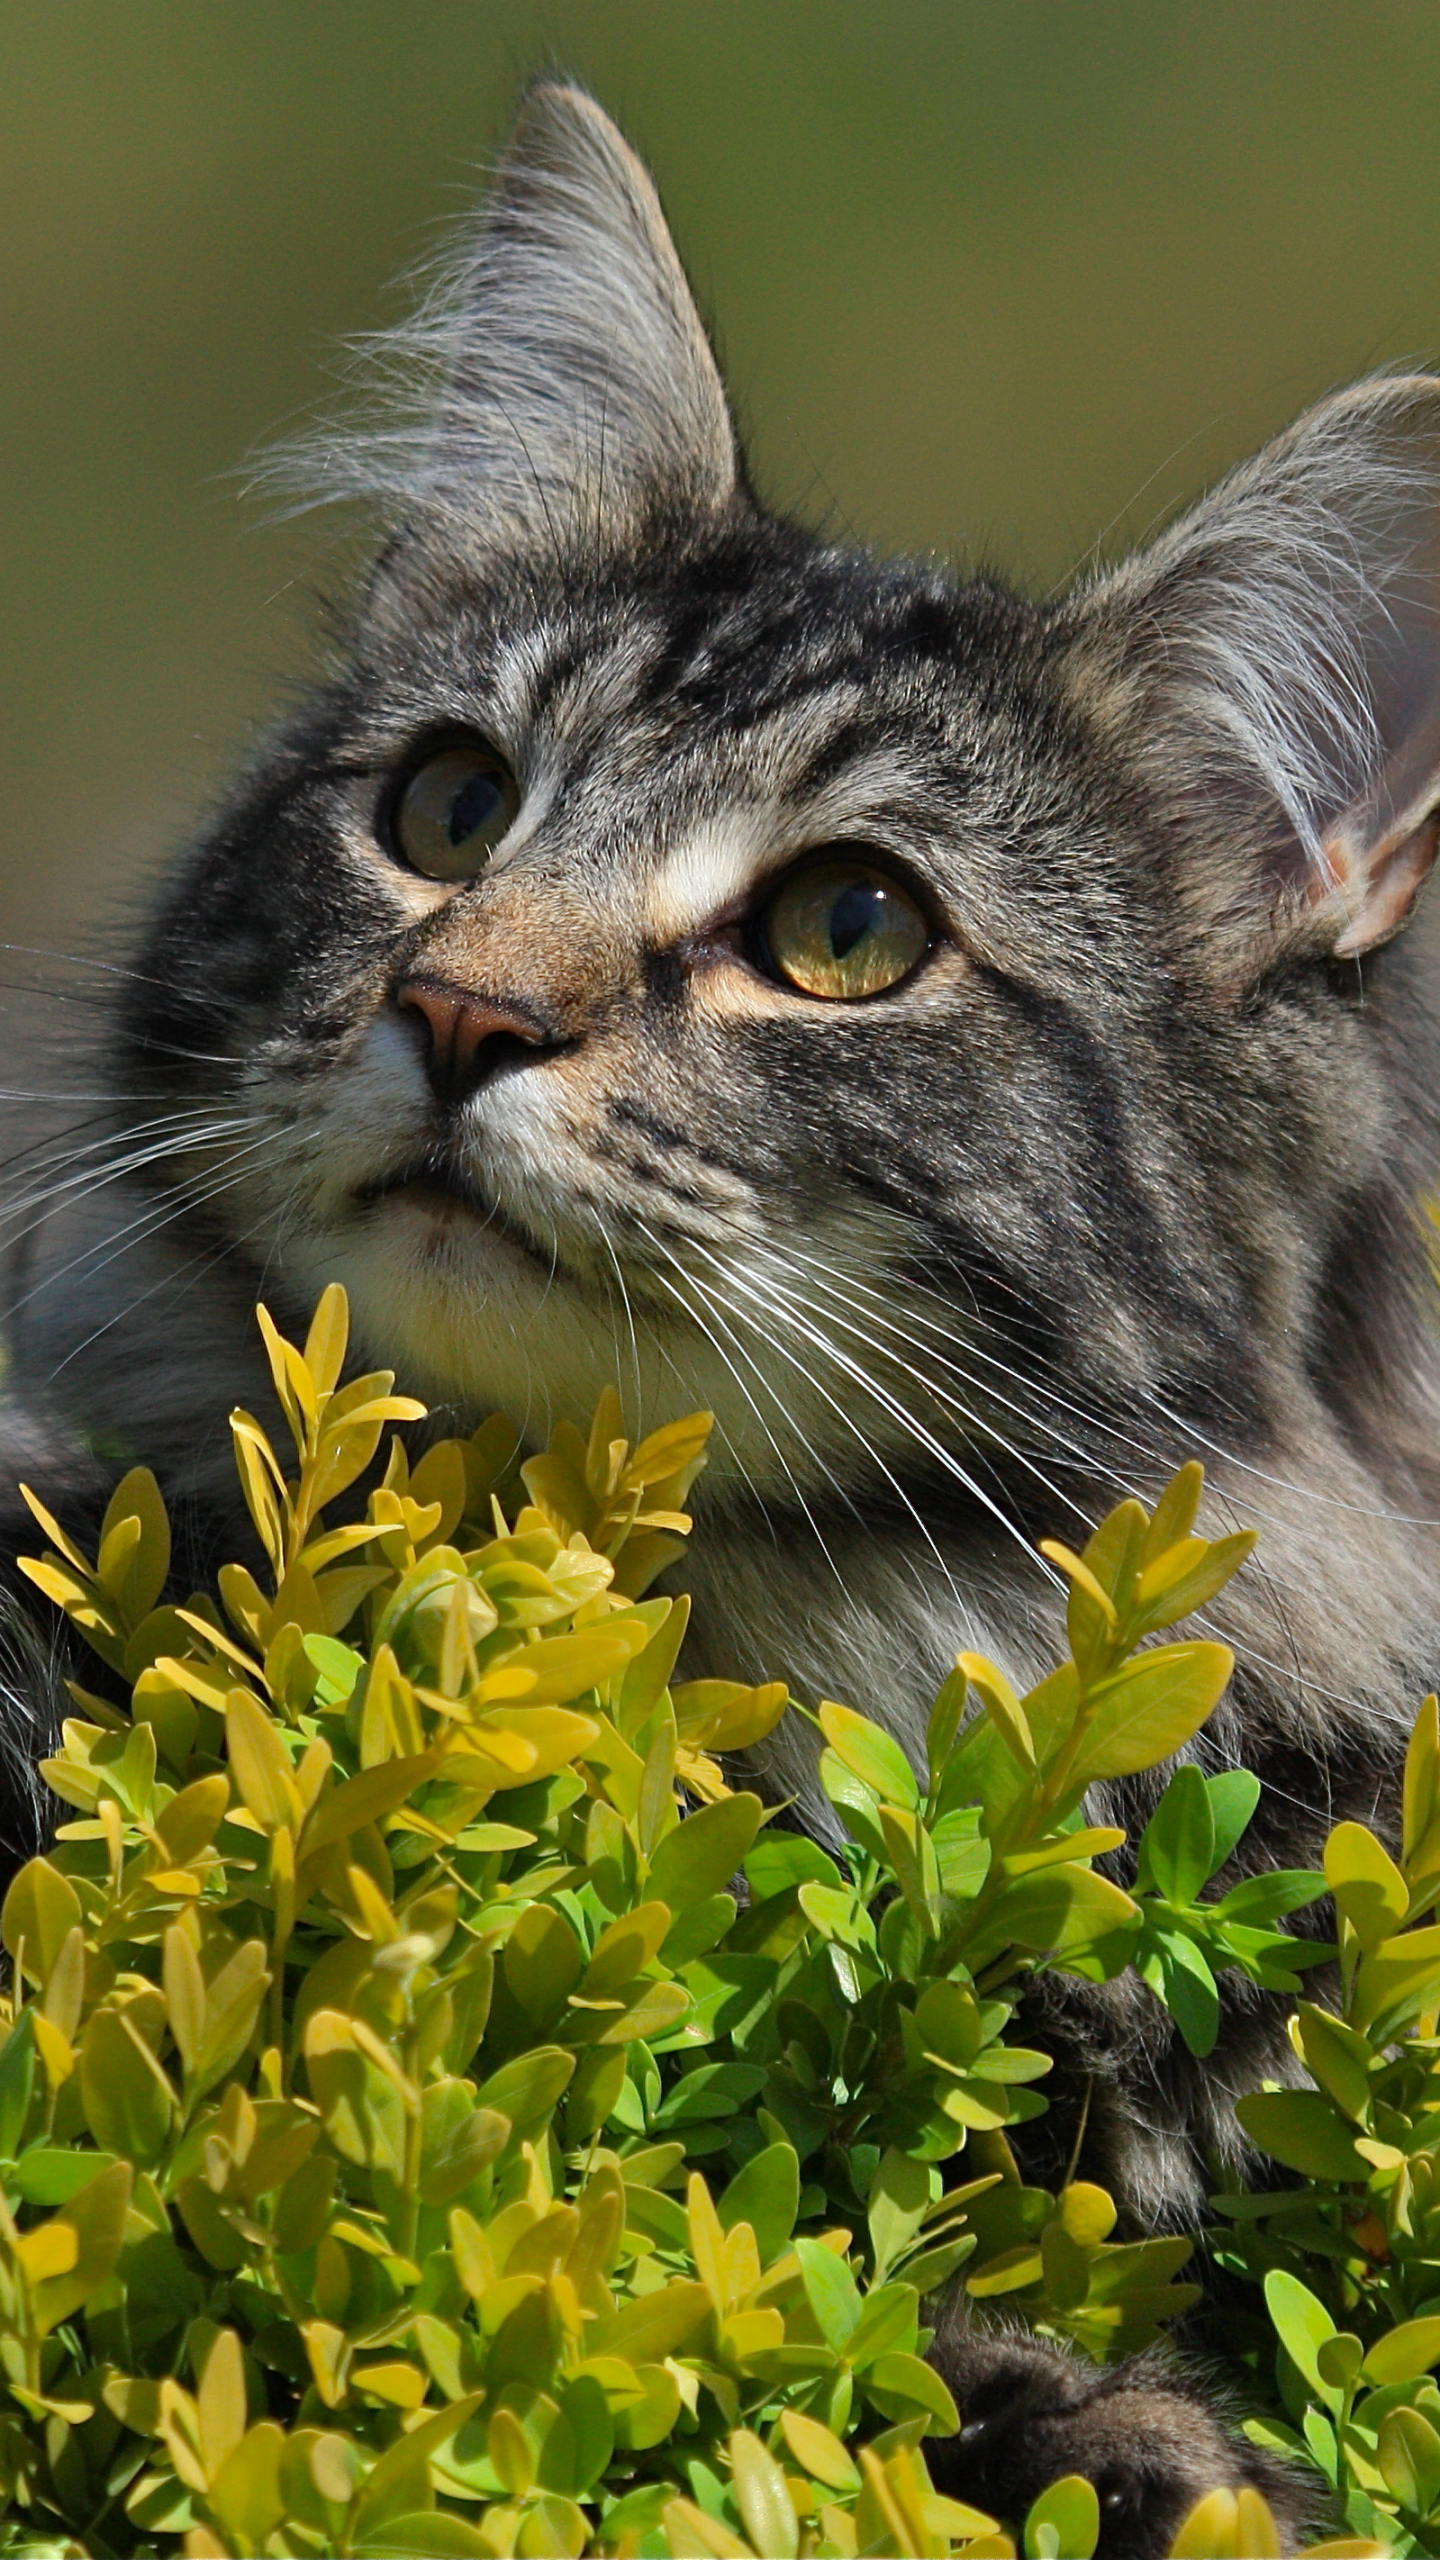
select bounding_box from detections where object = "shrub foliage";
[0,1290,1429,2554]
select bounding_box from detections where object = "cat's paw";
[927,2317,1312,2559]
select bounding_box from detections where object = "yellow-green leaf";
[2,1858,82,1986]
[1067,1643,1234,1787]
[1324,1821,1409,1952]
[817,1700,919,1808]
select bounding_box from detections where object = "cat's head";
[121,83,1440,1529]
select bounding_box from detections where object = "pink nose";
[395,975,554,1106]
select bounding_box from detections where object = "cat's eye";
[389,740,520,880]
[762,855,930,999]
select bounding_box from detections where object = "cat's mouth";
[355,1156,551,1270]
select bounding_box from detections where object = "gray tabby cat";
[6,79,1440,2552]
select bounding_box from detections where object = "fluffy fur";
[6,82,1440,2550]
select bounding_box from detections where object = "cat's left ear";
[1069,376,1440,972]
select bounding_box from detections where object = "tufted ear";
[285,83,738,551]
[1071,377,1440,974]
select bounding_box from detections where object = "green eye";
[763,856,929,999]
[390,740,520,880]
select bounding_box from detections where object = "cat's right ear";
[1068,376,1440,981]
[298,83,739,554]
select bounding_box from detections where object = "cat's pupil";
[448,770,504,846]
[828,881,881,959]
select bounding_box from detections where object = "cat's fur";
[6,81,1440,2549]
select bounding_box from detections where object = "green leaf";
[931,1808,991,1898]
[648,1792,764,1907]
[817,1752,889,1861]
[729,2429,799,2560]
[794,2237,862,2348]
[300,1749,441,1857]
[302,1282,350,1397]
[957,1652,1036,1773]
[1024,2473,1100,2560]
[98,1465,172,1625]
[1292,2002,1371,2122]
[1362,2317,1440,2387]
[353,2520,492,2558]
[743,1834,841,1897]
[1143,1924,1220,2057]
[662,1892,736,1966]
[2,1858,82,1986]
[1203,1768,1261,1873]
[304,1633,364,1705]
[1129,1530,1256,1639]
[1377,2406,1440,2517]
[868,2147,937,2281]
[1236,2090,1366,2183]
[1212,1869,1326,1923]
[879,1802,941,1933]
[0,2013,36,2156]
[925,1665,969,1796]
[719,2142,798,2267]
[504,1901,585,2019]
[600,2281,712,2363]
[1404,1692,1440,1868]
[474,2045,575,2134]
[9,2146,119,2206]
[1137,1763,1215,1905]
[78,2006,174,2165]
[862,2349,960,2430]
[1352,1923,1440,2037]
[797,1883,877,1954]
[29,2158,132,2336]
[1262,2267,1339,2407]
[1138,1463,1204,1565]
[1315,2331,1363,2393]
[841,2281,918,2370]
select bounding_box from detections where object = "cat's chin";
[362,1172,550,1272]
[278,1194,835,1504]
[283,1191,637,1432]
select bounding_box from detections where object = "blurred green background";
[10,1,1440,951]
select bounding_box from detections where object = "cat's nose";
[394,974,562,1106]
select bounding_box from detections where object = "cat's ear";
[1070,377,1440,973]
[351,82,738,549]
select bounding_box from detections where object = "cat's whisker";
[635,1276,783,1556]
[1126,1376,1440,1532]
[586,1207,644,1425]
[0,978,239,1069]
[0,1138,264,1252]
[684,1235,1060,1590]
[755,1242,1120,1525]
[2,1131,287,1330]
[637,1223,851,1583]
[0,1105,262,1186]
[771,1235,1246,1511]
[0,1108,183,1196]
[770,1235,1153,1466]
[0,1119,267,1259]
[663,1239,977,1625]
[0,942,234,999]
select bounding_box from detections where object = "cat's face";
[130,526,1118,1506]
[119,84,1440,1529]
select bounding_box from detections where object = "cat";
[6,77,1440,2551]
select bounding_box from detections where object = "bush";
[0,1287,1424,2556]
